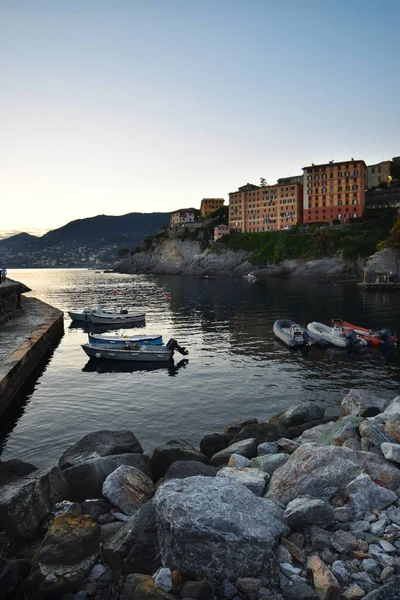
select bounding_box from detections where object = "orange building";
[303,160,366,223]
[229,182,303,232]
[200,198,225,218]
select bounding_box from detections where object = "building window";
[338,171,342,177]
[346,185,350,191]
[338,186,342,192]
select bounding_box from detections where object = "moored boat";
[88,333,163,347]
[81,338,188,362]
[273,319,328,348]
[307,321,367,348]
[68,306,146,325]
[339,319,398,347]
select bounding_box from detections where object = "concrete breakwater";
[1,390,400,599]
[0,295,64,415]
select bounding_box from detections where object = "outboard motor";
[302,330,311,346]
[346,329,358,346]
[380,328,396,346]
[166,338,189,356]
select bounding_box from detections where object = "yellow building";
[367,160,393,189]
[200,198,225,218]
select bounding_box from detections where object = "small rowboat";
[307,321,367,348]
[81,338,188,363]
[273,319,328,348]
[88,333,163,347]
[338,320,398,347]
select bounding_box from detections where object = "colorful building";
[214,224,231,240]
[229,182,303,232]
[302,159,366,223]
[170,208,199,227]
[200,198,225,218]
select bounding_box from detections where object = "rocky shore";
[2,390,400,599]
[114,239,397,281]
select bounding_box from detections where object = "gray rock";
[380,567,395,582]
[230,423,287,446]
[59,430,143,469]
[362,558,381,578]
[285,583,318,599]
[63,453,151,501]
[164,460,217,479]
[284,496,335,529]
[200,431,235,458]
[153,567,172,592]
[295,421,335,444]
[235,577,261,596]
[382,396,400,416]
[228,454,252,468]
[0,459,37,485]
[224,417,259,435]
[379,540,396,553]
[369,519,387,536]
[0,465,68,538]
[270,402,325,429]
[0,559,31,600]
[251,454,289,476]
[99,521,124,542]
[331,560,350,583]
[310,525,333,551]
[277,438,299,454]
[154,475,289,579]
[381,442,400,463]
[368,544,383,558]
[211,438,258,466]
[223,580,238,599]
[359,419,397,453]
[277,544,293,564]
[102,502,160,575]
[180,580,215,599]
[333,506,353,523]
[257,442,278,456]
[351,571,377,593]
[350,520,371,537]
[217,467,269,496]
[280,563,301,578]
[331,530,358,553]
[386,506,400,525]
[341,390,390,418]
[346,474,398,513]
[267,444,400,505]
[102,465,154,516]
[151,439,209,481]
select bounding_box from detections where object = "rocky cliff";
[114,239,366,279]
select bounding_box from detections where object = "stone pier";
[0,285,64,415]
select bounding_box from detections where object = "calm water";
[1,269,400,467]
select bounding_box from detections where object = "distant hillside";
[0,212,171,268]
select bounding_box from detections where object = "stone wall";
[0,283,22,325]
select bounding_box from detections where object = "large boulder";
[199,431,234,458]
[0,465,68,538]
[154,476,289,579]
[63,453,151,501]
[346,474,398,513]
[362,576,400,599]
[59,430,143,469]
[230,422,287,445]
[150,439,209,481]
[102,502,160,574]
[269,402,325,429]
[0,459,37,485]
[102,465,154,516]
[22,513,100,599]
[164,460,217,480]
[0,559,31,599]
[251,453,289,476]
[223,417,258,435]
[211,438,257,466]
[266,443,400,505]
[341,390,390,418]
[284,496,335,529]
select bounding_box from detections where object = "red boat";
[334,319,398,346]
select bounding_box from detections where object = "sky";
[1,0,399,237]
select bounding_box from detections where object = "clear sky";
[1,0,399,237]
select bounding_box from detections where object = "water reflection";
[82,358,189,376]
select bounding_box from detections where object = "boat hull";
[82,343,173,362]
[273,319,328,348]
[68,311,93,322]
[89,313,146,325]
[88,334,163,346]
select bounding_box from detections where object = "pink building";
[214,224,231,240]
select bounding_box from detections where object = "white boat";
[68,306,145,325]
[244,273,257,282]
[88,333,163,347]
[307,322,367,348]
[82,338,188,362]
[273,319,328,348]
